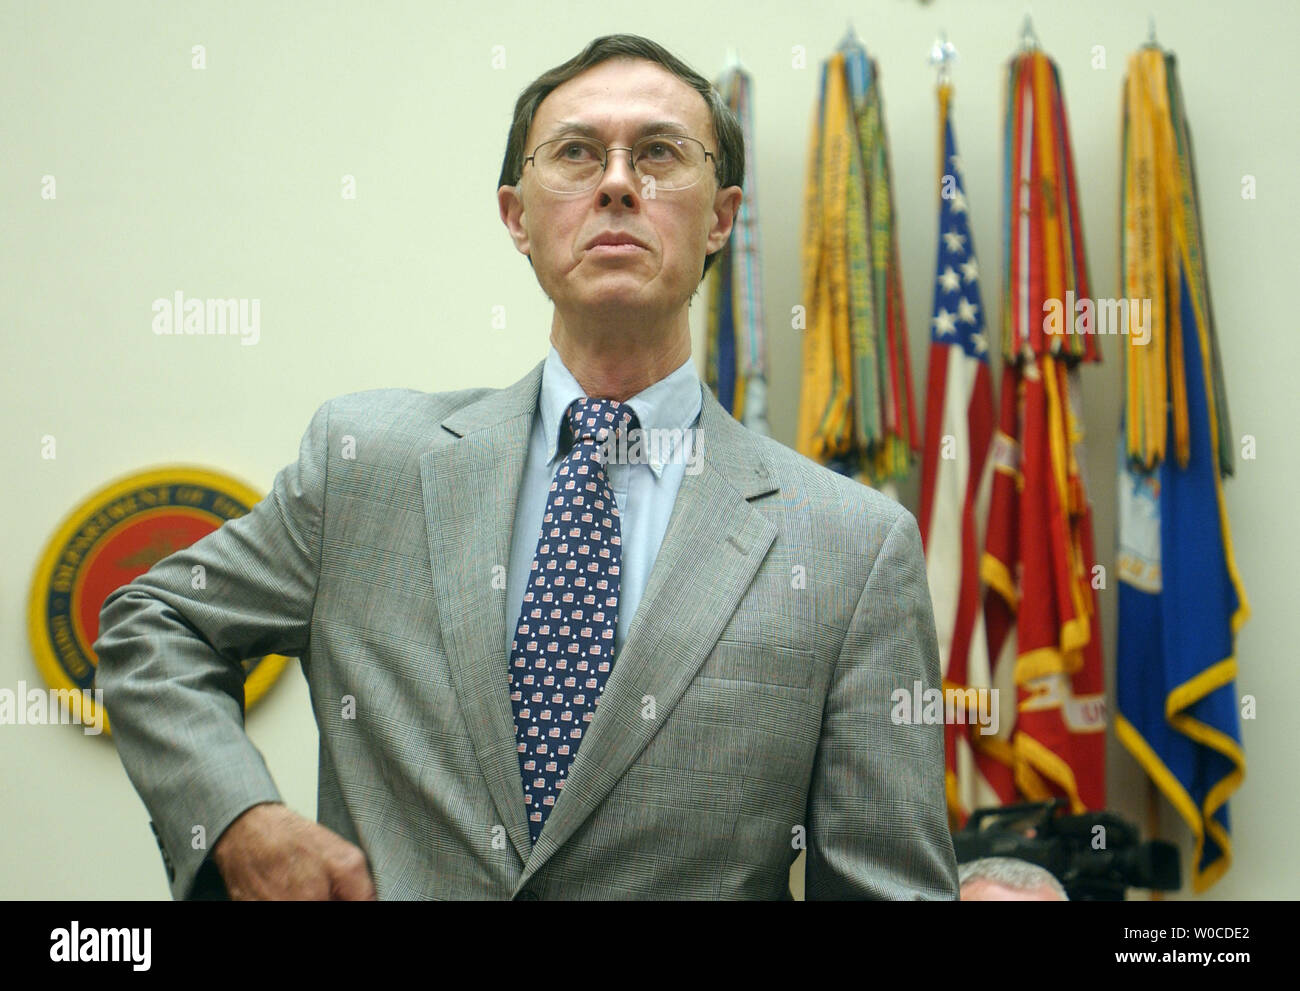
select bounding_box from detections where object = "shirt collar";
[539,342,702,478]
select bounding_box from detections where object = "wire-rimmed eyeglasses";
[522,134,717,193]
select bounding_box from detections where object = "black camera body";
[953,799,1181,900]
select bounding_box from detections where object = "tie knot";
[564,396,639,463]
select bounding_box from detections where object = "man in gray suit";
[94,33,958,900]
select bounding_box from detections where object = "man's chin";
[568,277,655,309]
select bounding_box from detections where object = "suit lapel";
[419,358,781,885]
[420,360,544,866]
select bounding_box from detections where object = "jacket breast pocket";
[695,637,813,696]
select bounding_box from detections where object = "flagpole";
[929,32,957,178]
[1147,779,1163,900]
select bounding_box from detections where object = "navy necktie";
[509,396,640,845]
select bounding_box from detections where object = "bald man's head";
[960,878,1066,901]
[958,857,1069,901]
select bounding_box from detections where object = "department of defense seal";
[27,466,290,736]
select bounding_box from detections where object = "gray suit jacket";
[93,358,958,900]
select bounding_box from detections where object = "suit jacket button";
[516,889,540,901]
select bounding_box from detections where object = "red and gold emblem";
[27,467,289,736]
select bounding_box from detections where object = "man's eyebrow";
[544,119,693,140]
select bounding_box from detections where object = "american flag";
[917,84,997,828]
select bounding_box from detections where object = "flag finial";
[1020,13,1040,51]
[929,31,958,84]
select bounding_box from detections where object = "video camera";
[952,799,1181,900]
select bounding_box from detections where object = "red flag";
[976,48,1106,814]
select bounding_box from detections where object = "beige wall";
[3,0,1295,899]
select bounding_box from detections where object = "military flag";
[706,56,771,436]
[979,43,1106,813]
[796,31,917,488]
[1116,45,1248,892]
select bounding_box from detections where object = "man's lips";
[586,242,646,256]
[584,232,648,251]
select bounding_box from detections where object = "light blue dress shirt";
[505,344,704,663]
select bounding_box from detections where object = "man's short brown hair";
[498,33,744,280]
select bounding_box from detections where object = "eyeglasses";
[522,134,717,193]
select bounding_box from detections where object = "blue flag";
[1116,264,1249,893]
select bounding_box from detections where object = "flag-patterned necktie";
[509,396,639,845]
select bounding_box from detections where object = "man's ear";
[705,185,743,255]
[498,184,531,257]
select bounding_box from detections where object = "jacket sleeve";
[92,400,330,899]
[803,505,959,899]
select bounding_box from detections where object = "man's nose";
[596,148,640,195]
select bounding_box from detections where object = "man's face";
[498,57,740,322]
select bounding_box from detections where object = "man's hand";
[211,802,377,900]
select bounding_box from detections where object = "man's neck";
[550,310,692,402]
